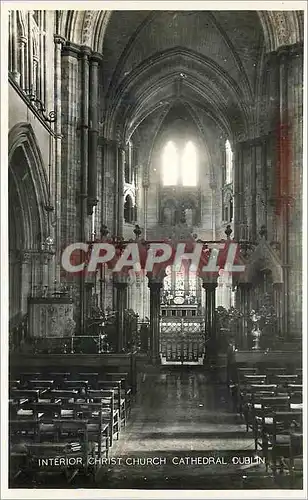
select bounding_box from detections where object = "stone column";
[117,147,125,237]
[61,42,79,244]
[237,282,252,349]
[147,276,163,364]
[286,43,303,338]
[273,282,283,339]
[88,52,102,215]
[53,35,65,283]
[27,12,33,93]
[79,46,90,334]
[10,10,20,83]
[19,36,27,91]
[114,277,129,352]
[210,182,217,240]
[113,144,119,236]
[202,281,217,356]
[32,55,38,97]
[278,47,290,339]
[20,251,33,315]
[251,144,257,241]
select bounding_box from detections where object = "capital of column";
[90,52,103,65]
[80,45,92,58]
[113,275,130,288]
[202,281,217,291]
[277,46,290,68]
[147,274,164,290]
[62,42,80,59]
[237,282,252,291]
[19,250,33,264]
[54,34,66,46]
[19,35,27,46]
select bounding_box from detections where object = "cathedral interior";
[6,8,305,492]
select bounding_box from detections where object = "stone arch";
[258,11,304,52]
[8,123,50,323]
[59,10,303,54]
[58,10,111,50]
[124,192,134,224]
[9,123,50,249]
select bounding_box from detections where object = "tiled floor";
[97,367,275,489]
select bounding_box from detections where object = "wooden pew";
[97,380,126,428]
[265,411,302,474]
[87,389,119,446]
[61,402,110,460]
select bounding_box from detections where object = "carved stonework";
[81,11,95,46]
[273,12,292,47]
[28,297,75,338]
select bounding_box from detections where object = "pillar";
[117,147,125,237]
[278,46,290,339]
[88,53,102,215]
[79,46,90,334]
[273,282,283,339]
[202,281,217,357]
[147,276,163,364]
[19,35,27,91]
[20,251,33,316]
[10,10,20,83]
[285,43,303,338]
[27,11,33,93]
[237,282,252,349]
[114,278,129,352]
[54,34,65,283]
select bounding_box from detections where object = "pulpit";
[28,296,75,338]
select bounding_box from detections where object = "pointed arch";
[8,123,50,249]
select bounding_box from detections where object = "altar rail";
[17,335,111,355]
[160,338,204,364]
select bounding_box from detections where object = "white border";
[1,1,307,499]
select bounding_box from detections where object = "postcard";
[1,1,307,499]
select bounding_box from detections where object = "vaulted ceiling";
[59,9,304,142]
[98,11,265,141]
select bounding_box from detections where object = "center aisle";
[97,367,271,489]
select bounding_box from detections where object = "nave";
[97,368,264,490]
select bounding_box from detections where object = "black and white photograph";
[1,2,307,498]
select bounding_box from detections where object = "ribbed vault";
[107,47,249,141]
[58,10,303,53]
[57,9,304,142]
